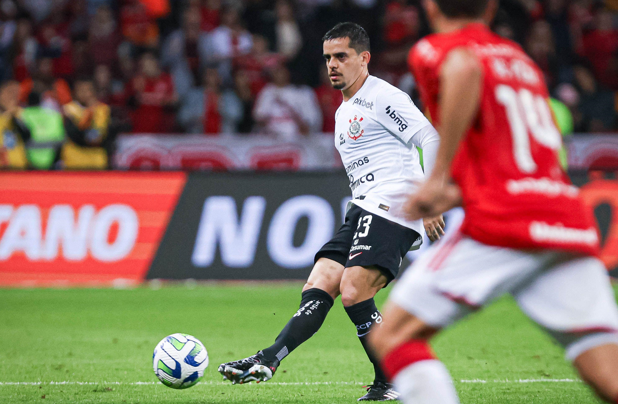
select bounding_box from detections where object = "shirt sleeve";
[409,124,439,176]
[375,87,432,144]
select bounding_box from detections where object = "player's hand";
[423,215,445,241]
[404,179,461,220]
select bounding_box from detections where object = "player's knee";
[303,260,342,299]
[340,284,363,307]
[302,280,339,299]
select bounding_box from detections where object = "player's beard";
[331,81,345,90]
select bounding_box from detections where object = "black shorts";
[314,204,421,284]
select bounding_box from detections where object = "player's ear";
[361,51,371,66]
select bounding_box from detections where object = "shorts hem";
[314,250,347,267]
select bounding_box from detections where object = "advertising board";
[1,170,616,285]
[0,172,186,286]
[147,172,351,280]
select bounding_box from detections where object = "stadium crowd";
[0,0,617,169]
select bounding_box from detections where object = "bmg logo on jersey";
[347,115,364,140]
[353,97,373,110]
[385,106,408,132]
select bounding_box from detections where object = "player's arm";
[376,89,446,239]
[404,47,482,220]
[408,125,445,240]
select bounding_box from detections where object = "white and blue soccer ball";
[152,333,209,389]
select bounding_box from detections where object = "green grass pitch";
[1,283,616,403]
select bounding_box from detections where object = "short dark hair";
[434,0,489,18]
[322,22,370,54]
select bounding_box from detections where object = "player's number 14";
[495,85,562,173]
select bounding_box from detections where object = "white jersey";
[335,75,439,235]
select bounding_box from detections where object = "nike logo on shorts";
[349,252,363,260]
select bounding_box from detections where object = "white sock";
[393,360,460,404]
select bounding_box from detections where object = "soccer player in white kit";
[219,22,444,401]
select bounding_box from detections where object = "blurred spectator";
[544,0,574,67]
[62,77,112,169]
[274,0,302,60]
[581,8,618,89]
[253,64,321,139]
[178,67,242,134]
[118,43,136,82]
[19,0,63,23]
[69,0,90,39]
[11,17,37,81]
[525,20,559,87]
[236,34,282,95]
[140,0,171,19]
[128,51,177,133]
[94,64,125,106]
[0,2,17,82]
[379,0,423,82]
[40,6,74,79]
[161,7,209,98]
[200,0,221,32]
[71,39,93,77]
[89,5,122,69]
[232,69,255,133]
[0,0,612,146]
[572,64,617,131]
[205,7,252,82]
[20,90,65,169]
[86,0,114,16]
[0,80,29,168]
[314,67,341,132]
[19,57,72,112]
[121,0,160,49]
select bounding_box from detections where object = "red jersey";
[409,24,599,256]
[130,74,175,133]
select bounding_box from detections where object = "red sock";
[381,340,435,381]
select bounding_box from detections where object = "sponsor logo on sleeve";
[384,106,408,132]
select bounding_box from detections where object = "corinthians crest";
[347,115,364,140]
[348,115,365,140]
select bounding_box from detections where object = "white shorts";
[391,223,618,346]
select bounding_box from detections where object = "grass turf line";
[1,284,615,403]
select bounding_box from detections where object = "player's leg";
[259,257,343,362]
[338,207,422,400]
[339,265,395,400]
[574,344,618,403]
[218,258,343,384]
[369,302,459,404]
[218,206,359,384]
[513,255,618,403]
[370,231,548,404]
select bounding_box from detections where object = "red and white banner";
[112,134,341,171]
[0,172,186,286]
[568,135,618,170]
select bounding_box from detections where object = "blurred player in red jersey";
[368,0,618,403]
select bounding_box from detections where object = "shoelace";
[229,355,259,367]
[363,382,389,392]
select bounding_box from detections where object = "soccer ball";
[152,333,209,389]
